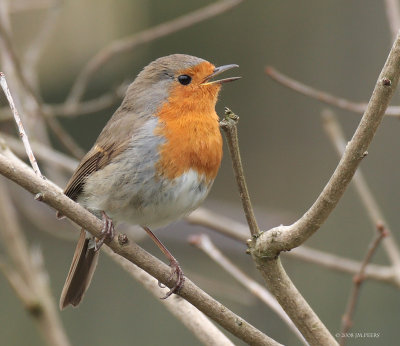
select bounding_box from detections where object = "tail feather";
[60,229,99,310]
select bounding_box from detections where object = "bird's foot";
[159,258,185,299]
[94,211,115,251]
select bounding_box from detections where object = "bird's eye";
[177,75,192,85]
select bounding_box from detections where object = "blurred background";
[1,0,399,345]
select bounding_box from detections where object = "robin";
[59,54,240,309]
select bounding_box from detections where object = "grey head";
[120,54,207,117]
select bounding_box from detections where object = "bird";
[59,54,240,309]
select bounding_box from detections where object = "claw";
[161,259,185,299]
[94,211,115,251]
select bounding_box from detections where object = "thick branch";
[0,148,280,346]
[187,208,399,287]
[322,110,400,269]
[256,31,400,255]
[103,247,234,346]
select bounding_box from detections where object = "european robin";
[59,54,240,309]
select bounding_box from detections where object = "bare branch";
[187,208,399,287]
[339,224,387,345]
[189,234,307,346]
[65,0,243,105]
[0,147,280,346]
[0,72,43,176]
[265,66,400,117]
[255,32,400,255]
[220,108,260,236]
[322,110,400,269]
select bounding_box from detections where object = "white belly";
[79,168,212,228]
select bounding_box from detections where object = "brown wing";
[63,144,114,201]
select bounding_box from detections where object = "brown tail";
[60,229,99,310]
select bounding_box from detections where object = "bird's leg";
[142,226,185,299]
[94,211,115,251]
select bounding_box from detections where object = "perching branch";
[103,246,235,346]
[0,146,280,346]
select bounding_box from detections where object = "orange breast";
[155,86,223,182]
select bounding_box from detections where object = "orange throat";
[155,106,223,183]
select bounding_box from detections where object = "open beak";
[201,64,241,85]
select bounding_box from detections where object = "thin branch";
[189,234,307,346]
[65,0,243,105]
[220,108,260,236]
[384,0,400,42]
[0,72,43,176]
[322,110,400,269]
[219,107,334,344]
[103,247,235,346]
[339,224,387,345]
[0,147,280,346]
[265,66,400,117]
[255,32,400,255]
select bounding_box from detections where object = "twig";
[220,108,260,236]
[186,208,400,288]
[65,0,243,105]
[255,32,400,255]
[0,178,70,346]
[189,234,308,346]
[0,72,43,176]
[322,110,400,269]
[339,224,387,345]
[103,247,235,346]
[265,66,400,117]
[0,147,280,346]
[384,0,400,42]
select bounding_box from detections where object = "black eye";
[178,74,192,85]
